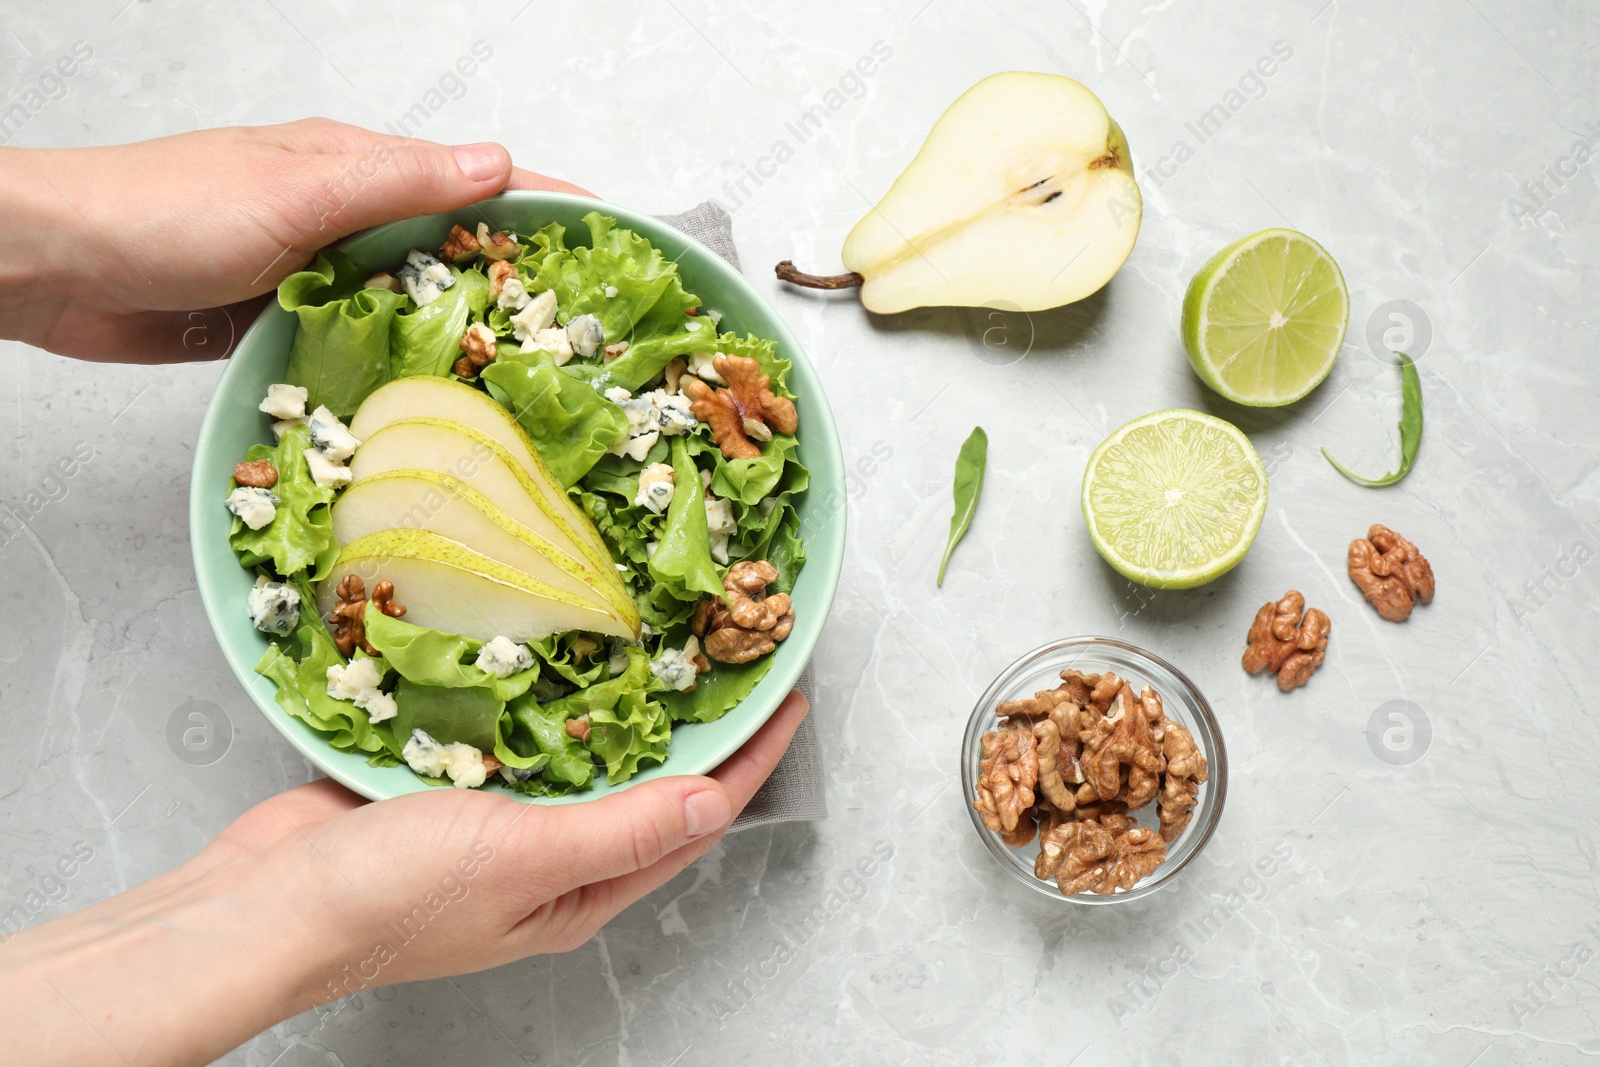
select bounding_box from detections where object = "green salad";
[224,213,807,793]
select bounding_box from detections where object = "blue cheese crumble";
[511,290,558,350]
[326,657,397,722]
[259,383,307,421]
[247,575,300,635]
[402,728,487,788]
[635,463,675,514]
[475,635,534,679]
[303,447,352,488]
[705,495,736,565]
[649,636,704,692]
[566,314,605,359]
[397,249,455,307]
[604,387,698,461]
[307,405,360,462]
[226,486,278,530]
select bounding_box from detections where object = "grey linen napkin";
[653,203,827,832]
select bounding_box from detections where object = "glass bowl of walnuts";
[961,636,1227,904]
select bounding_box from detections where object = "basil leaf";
[938,427,988,586]
[1321,353,1422,487]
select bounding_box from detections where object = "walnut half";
[691,560,795,664]
[681,354,798,460]
[1242,590,1330,691]
[328,574,406,657]
[1349,524,1434,622]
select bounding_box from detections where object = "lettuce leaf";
[280,250,408,417]
[531,212,693,343]
[361,606,538,702]
[545,648,669,784]
[658,654,775,724]
[391,266,488,380]
[506,696,595,789]
[480,350,630,487]
[647,436,725,600]
[229,424,339,580]
[392,678,502,752]
[255,597,399,760]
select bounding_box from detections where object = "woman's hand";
[0,691,808,1067]
[0,118,589,363]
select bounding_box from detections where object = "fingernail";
[452,142,505,183]
[683,789,731,838]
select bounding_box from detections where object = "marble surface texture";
[3,1,1599,1063]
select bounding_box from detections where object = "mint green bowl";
[190,192,844,804]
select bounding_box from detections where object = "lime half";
[1181,228,1348,407]
[1081,409,1268,589]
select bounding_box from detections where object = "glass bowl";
[961,636,1227,904]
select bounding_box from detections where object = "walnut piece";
[974,728,1038,834]
[1035,817,1167,895]
[328,575,406,657]
[1078,685,1165,808]
[1031,718,1081,812]
[233,459,278,488]
[440,223,482,264]
[693,560,795,664]
[475,223,521,261]
[1156,715,1207,842]
[454,322,499,379]
[488,259,518,302]
[565,716,591,742]
[681,354,798,460]
[1349,524,1434,622]
[1242,590,1331,691]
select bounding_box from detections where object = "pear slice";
[348,419,635,620]
[331,471,625,616]
[349,376,613,570]
[317,529,638,642]
[776,71,1142,314]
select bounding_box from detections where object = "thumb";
[306,140,513,239]
[524,777,733,896]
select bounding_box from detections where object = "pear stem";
[774,261,864,290]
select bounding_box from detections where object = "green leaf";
[657,654,775,724]
[361,605,538,703]
[550,648,670,783]
[392,678,503,752]
[647,436,725,600]
[1321,353,1423,487]
[506,696,594,788]
[280,250,408,418]
[390,266,488,380]
[530,212,695,343]
[938,426,988,586]
[228,424,339,580]
[254,596,399,758]
[480,350,631,487]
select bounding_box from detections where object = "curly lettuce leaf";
[506,695,595,789]
[526,634,608,687]
[393,678,502,752]
[229,424,339,580]
[647,436,724,600]
[658,655,776,724]
[255,598,399,759]
[480,350,630,487]
[391,266,488,380]
[531,212,695,343]
[280,250,408,417]
[544,648,668,784]
[361,606,538,702]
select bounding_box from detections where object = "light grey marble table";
[4,1,1598,1063]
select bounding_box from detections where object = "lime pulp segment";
[1183,228,1348,407]
[1081,409,1268,589]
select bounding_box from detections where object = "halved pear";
[347,419,634,619]
[316,529,638,642]
[349,376,613,569]
[777,71,1142,314]
[331,471,623,616]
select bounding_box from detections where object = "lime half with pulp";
[1181,228,1348,407]
[1081,409,1268,589]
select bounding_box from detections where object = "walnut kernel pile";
[691,560,794,664]
[974,670,1209,896]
